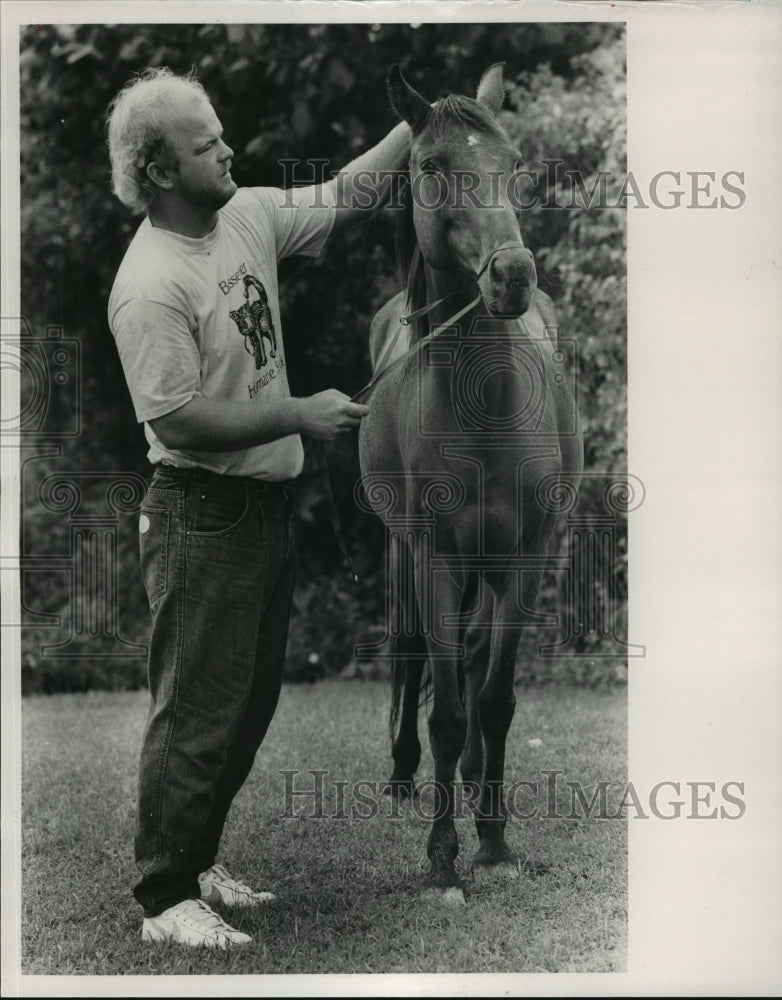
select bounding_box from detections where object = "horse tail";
[420,660,433,713]
[388,535,428,743]
[388,630,429,744]
[389,658,405,744]
[389,567,479,740]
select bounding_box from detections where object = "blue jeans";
[133,464,298,917]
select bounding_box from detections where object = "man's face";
[161,92,237,211]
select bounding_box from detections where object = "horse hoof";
[442,886,466,906]
[422,885,466,907]
[472,859,520,881]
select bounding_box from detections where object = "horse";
[357,63,583,903]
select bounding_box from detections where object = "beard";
[175,171,237,213]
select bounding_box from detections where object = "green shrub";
[18,23,628,693]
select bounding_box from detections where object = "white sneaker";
[141,898,252,948]
[199,863,277,908]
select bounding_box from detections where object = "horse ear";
[387,64,430,132]
[476,62,506,116]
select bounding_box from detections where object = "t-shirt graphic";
[108,184,336,481]
[229,274,277,369]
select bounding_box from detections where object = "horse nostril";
[489,250,533,287]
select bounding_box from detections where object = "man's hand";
[150,391,369,452]
[325,121,411,235]
[296,389,369,441]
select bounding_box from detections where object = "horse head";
[388,63,537,318]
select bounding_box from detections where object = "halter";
[474,240,528,283]
[351,239,528,404]
[323,239,531,582]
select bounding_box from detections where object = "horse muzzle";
[476,242,537,318]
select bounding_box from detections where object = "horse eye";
[421,159,440,175]
[513,158,524,174]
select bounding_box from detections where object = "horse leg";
[384,649,425,800]
[459,621,490,799]
[473,571,542,874]
[384,534,426,800]
[426,661,467,898]
[423,577,468,900]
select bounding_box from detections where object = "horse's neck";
[421,258,540,421]
[415,261,481,337]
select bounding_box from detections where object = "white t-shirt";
[108,184,336,480]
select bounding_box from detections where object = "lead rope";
[351,292,480,404]
[320,283,480,582]
[315,437,360,582]
[350,240,525,403]
[314,247,425,582]
[320,239,523,580]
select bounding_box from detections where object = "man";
[106,67,409,948]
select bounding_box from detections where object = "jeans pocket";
[188,484,250,536]
[139,507,171,608]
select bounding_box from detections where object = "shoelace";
[179,899,237,934]
[206,864,253,893]
[209,865,260,896]
[207,863,233,881]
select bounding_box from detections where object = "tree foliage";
[18,22,627,692]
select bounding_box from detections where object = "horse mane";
[394,93,511,341]
[426,93,508,143]
[394,179,427,340]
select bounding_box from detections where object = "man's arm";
[149,390,369,452]
[324,121,410,235]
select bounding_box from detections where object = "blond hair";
[106,67,207,214]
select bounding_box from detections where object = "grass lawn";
[20,680,626,976]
